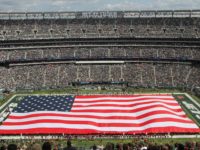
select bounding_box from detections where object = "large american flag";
[0,94,199,134]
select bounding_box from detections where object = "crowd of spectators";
[0,17,199,91]
[0,46,199,61]
[0,63,199,91]
[0,47,199,91]
[0,49,199,90]
[0,138,200,150]
[0,140,66,150]
[0,18,200,40]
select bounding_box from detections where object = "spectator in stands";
[176,143,184,150]
[7,144,17,150]
[42,142,51,150]
[31,143,42,150]
[63,140,76,150]
[104,143,114,150]
[161,145,169,150]
[91,144,97,150]
[147,145,160,150]
[196,142,200,150]
[122,143,130,150]
[0,145,6,150]
[116,143,123,150]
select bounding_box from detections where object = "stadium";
[0,10,200,150]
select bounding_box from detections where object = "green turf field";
[1,88,200,124]
[0,88,200,144]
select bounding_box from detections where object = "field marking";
[0,95,17,115]
[184,93,200,109]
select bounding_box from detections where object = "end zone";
[173,93,200,127]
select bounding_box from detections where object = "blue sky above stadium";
[0,0,200,12]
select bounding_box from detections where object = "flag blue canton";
[13,95,75,113]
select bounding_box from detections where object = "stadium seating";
[0,11,199,91]
[0,17,200,39]
[0,63,199,90]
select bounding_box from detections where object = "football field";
[0,92,200,135]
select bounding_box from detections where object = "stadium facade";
[0,10,199,91]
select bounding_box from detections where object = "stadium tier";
[1,11,200,39]
[0,11,199,91]
[0,94,199,134]
[0,63,199,90]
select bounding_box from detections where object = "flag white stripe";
[73,100,178,106]
[75,96,174,101]
[10,107,186,117]
[72,103,181,110]
[0,122,198,131]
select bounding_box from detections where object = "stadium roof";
[1,10,200,19]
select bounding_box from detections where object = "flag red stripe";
[0,127,199,135]
[3,118,194,127]
[8,110,187,120]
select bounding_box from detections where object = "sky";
[0,0,200,12]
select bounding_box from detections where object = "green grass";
[0,94,13,106]
[6,87,184,95]
[0,94,14,112]
[191,95,200,103]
